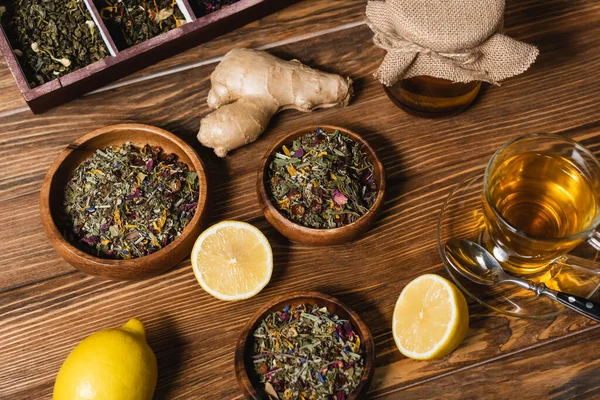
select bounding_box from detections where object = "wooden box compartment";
[0,0,298,113]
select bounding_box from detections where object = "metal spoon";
[444,238,600,322]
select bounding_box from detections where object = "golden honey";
[384,76,481,118]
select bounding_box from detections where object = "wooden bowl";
[234,291,375,400]
[257,126,386,245]
[40,124,208,280]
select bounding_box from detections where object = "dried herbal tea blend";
[267,128,378,229]
[190,0,239,17]
[0,0,108,87]
[253,304,365,400]
[60,142,199,259]
[99,0,187,49]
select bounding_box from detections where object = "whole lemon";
[53,318,157,400]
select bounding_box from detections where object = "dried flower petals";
[253,304,365,400]
[267,128,377,229]
[193,0,239,16]
[60,142,199,259]
[99,0,186,49]
[333,189,348,207]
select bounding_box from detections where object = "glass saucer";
[436,172,600,318]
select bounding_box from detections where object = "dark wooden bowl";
[234,291,375,400]
[39,124,208,280]
[257,126,386,245]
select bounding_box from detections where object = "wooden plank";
[1,15,599,287]
[0,256,597,398]
[92,0,368,80]
[372,325,600,399]
[0,55,27,114]
[0,250,590,398]
[0,0,367,114]
[2,0,598,116]
[1,0,599,195]
[1,0,600,398]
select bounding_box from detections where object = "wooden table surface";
[1,1,600,398]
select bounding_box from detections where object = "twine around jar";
[367,17,496,84]
[365,0,539,87]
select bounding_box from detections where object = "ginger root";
[197,48,353,157]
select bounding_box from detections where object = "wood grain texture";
[0,0,366,115]
[1,0,600,398]
[0,56,28,114]
[372,326,600,399]
[2,11,600,286]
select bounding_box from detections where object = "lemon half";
[392,274,469,360]
[191,221,273,301]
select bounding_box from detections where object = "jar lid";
[366,0,538,86]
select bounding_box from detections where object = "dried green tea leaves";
[0,0,108,87]
[99,0,187,49]
[267,128,378,229]
[60,142,199,260]
[253,304,365,400]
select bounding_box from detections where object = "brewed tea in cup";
[483,134,600,275]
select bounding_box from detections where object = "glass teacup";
[482,133,600,275]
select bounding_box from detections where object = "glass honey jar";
[383,76,482,118]
[365,0,538,119]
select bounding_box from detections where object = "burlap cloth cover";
[365,0,539,86]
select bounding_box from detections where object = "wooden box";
[0,0,298,113]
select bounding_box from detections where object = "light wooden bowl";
[257,125,386,245]
[234,291,375,400]
[40,124,208,280]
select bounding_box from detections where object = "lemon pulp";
[392,274,469,360]
[191,221,273,301]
